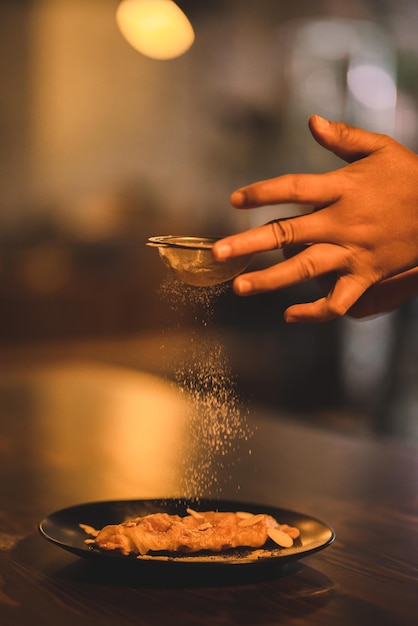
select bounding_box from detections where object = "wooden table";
[0,360,417,626]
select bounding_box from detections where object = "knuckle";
[326,298,350,318]
[337,122,354,143]
[270,220,296,247]
[338,122,389,156]
[286,175,310,202]
[296,252,319,282]
[327,274,369,318]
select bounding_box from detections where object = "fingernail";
[234,277,252,294]
[314,115,330,130]
[230,190,246,207]
[212,242,231,260]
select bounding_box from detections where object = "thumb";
[308,115,385,163]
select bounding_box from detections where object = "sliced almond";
[238,514,265,527]
[279,524,300,539]
[267,527,294,548]
[79,523,99,538]
[186,508,204,520]
[197,522,212,531]
[236,511,254,519]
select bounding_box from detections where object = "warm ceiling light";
[116,0,195,60]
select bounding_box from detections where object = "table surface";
[0,358,417,626]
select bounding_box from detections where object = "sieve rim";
[147,236,221,250]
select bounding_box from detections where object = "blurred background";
[1,0,418,441]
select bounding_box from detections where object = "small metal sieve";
[146,235,253,287]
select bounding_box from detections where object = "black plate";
[39,498,335,569]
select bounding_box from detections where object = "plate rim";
[39,497,335,568]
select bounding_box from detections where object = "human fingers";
[284,274,369,323]
[308,115,388,163]
[228,118,388,210]
[231,243,347,295]
[213,223,278,259]
[348,267,418,318]
[213,212,335,261]
[229,171,339,209]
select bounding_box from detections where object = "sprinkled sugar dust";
[158,277,254,501]
[159,277,228,318]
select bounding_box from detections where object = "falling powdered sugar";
[159,277,253,501]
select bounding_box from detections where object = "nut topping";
[267,527,294,548]
[186,508,204,520]
[237,514,265,527]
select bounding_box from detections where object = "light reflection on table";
[1,362,192,504]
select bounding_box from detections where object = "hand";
[347,266,418,318]
[281,247,418,319]
[212,116,418,322]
